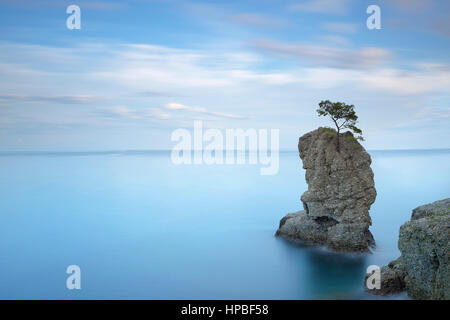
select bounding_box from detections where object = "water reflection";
[302,249,367,299]
[276,238,367,299]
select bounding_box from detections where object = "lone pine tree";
[316,100,364,152]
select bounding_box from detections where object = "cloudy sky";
[0,0,449,151]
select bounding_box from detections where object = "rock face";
[276,127,377,253]
[365,257,407,296]
[367,198,449,299]
[398,198,449,299]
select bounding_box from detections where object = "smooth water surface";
[0,149,449,299]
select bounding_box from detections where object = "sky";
[0,0,449,151]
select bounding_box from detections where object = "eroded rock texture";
[367,198,449,299]
[399,198,449,299]
[365,257,407,296]
[276,128,377,253]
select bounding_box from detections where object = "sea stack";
[276,127,377,253]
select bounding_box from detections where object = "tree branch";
[331,117,339,131]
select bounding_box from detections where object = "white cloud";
[89,43,292,89]
[389,106,450,131]
[299,67,360,88]
[413,106,450,120]
[229,70,298,84]
[360,64,450,94]
[149,108,171,120]
[166,102,207,113]
[1,40,448,152]
[110,106,140,119]
[319,35,351,46]
[165,102,247,119]
[100,106,172,122]
[0,0,125,10]
[381,0,450,38]
[297,63,450,95]
[0,94,104,104]
[290,0,352,15]
[229,13,287,29]
[322,22,358,33]
[1,41,448,102]
[252,39,392,69]
[382,0,434,12]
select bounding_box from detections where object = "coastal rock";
[365,257,406,295]
[398,198,449,300]
[411,198,450,220]
[368,198,449,299]
[276,128,376,253]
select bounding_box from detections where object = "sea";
[0,149,449,299]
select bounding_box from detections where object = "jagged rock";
[398,198,449,300]
[276,128,376,253]
[411,198,450,220]
[276,210,375,252]
[365,257,406,295]
[368,198,449,299]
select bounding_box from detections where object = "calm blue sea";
[0,149,449,299]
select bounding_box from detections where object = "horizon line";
[0,147,450,155]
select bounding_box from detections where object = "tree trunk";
[336,128,340,152]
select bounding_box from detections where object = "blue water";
[0,149,449,299]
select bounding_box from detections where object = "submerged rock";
[367,198,449,299]
[276,127,376,253]
[365,257,407,296]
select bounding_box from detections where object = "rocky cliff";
[368,198,449,299]
[276,127,377,253]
